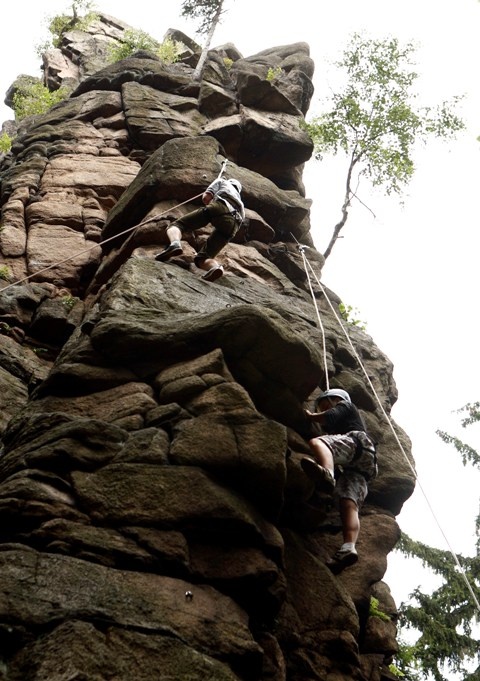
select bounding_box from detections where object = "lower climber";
[302,388,377,573]
[155,176,245,282]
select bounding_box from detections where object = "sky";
[1,0,480,643]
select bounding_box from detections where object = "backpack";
[351,431,378,481]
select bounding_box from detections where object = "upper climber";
[155,176,245,282]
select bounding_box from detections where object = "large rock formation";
[0,12,415,681]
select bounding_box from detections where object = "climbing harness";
[296,239,480,614]
[351,431,378,481]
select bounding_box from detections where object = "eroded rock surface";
[0,15,413,681]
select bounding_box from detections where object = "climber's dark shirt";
[320,401,366,435]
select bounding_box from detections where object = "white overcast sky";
[1,0,480,614]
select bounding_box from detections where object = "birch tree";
[181,0,226,81]
[304,34,464,260]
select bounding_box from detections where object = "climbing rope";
[0,158,235,296]
[216,159,228,180]
[297,242,480,614]
[3,181,477,610]
[0,191,204,295]
[290,237,329,390]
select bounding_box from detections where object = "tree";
[181,0,226,80]
[304,33,465,260]
[12,82,70,121]
[59,0,96,29]
[37,0,98,54]
[107,31,184,65]
[0,132,12,154]
[393,402,480,681]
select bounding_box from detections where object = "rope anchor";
[289,231,310,253]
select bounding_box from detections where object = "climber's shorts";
[334,470,368,510]
[317,432,358,466]
[315,430,377,481]
[312,430,376,508]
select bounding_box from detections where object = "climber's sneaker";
[155,240,183,261]
[202,264,224,282]
[326,546,358,574]
[301,457,335,492]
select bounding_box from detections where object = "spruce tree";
[394,403,480,680]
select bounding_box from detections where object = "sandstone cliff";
[0,13,415,681]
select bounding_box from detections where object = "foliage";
[223,57,233,70]
[395,534,480,680]
[266,65,284,82]
[338,302,367,330]
[32,347,49,356]
[394,403,480,680]
[181,0,225,35]
[108,28,160,62]
[391,640,422,679]
[388,664,405,678]
[181,0,226,81]
[12,83,70,121]
[156,37,185,64]
[437,402,480,544]
[0,132,12,153]
[38,0,98,53]
[108,31,184,64]
[369,596,391,621]
[35,40,53,60]
[0,266,12,281]
[304,33,465,259]
[437,402,480,467]
[61,294,78,310]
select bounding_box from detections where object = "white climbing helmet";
[318,388,351,404]
[229,178,242,193]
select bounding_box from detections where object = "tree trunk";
[192,1,224,82]
[322,154,357,260]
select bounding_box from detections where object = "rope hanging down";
[0,191,204,296]
[290,238,329,391]
[298,242,480,615]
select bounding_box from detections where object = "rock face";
[0,14,414,681]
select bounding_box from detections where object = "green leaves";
[304,33,465,258]
[338,302,367,330]
[0,132,12,153]
[395,404,480,680]
[369,596,391,621]
[181,0,224,35]
[107,31,184,64]
[107,28,160,62]
[46,1,98,48]
[12,82,70,121]
[436,403,480,467]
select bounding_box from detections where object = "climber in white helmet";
[155,175,245,282]
[302,387,378,573]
